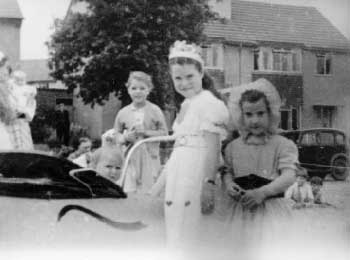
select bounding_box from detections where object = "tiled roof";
[0,0,23,19]
[204,0,350,50]
[19,59,54,82]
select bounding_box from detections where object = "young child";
[91,129,123,182]
[9,70,37,121]
[68,137,93,167]
[114,71,168,193]
[151,40,229,248]
[310,176,324,204]
[285,167,314,208]
[222,78,298,250]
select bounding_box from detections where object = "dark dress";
[55,110,70,145]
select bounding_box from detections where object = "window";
[279,108,298,130]
[300,132,317,146]
[254,47,301,72]
[335,133,345,145]
[317,132,334,146]
[314,105,335,127]
[202,44,223,69]
[38,82,49,89]
[316,53,331,74]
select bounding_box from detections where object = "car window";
[317,132,334,146]
[300,132,317,146]
[335,133,345,145]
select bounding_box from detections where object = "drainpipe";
[239,42,242,85]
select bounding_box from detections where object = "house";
[0,0,22,66]
[205,0,350,131]
[20,59,73,111]
[64,0,350,137]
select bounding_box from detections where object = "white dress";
[163,90,229,247]
[0,121,13,149]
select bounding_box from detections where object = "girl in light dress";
[114,71,168,193]
[0,51,16,149]
[150,41,229,249]
[221,78,298,255]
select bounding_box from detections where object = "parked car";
[280,128,349,180]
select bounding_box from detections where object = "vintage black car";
[280,128,349,180]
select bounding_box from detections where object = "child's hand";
[226,182,245,201]
[201,183,215,215]
[292,202,306,209]
[241,189,266,209]
[124,130,137,143]
[134,124,145,137]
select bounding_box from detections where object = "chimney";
[207,0,232,20]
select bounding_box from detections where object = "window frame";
[202,43,224,70]
[253,47,302,73]
[316,53,332,75]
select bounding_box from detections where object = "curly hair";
[126,71,154,90]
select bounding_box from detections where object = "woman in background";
[0,51,15,149]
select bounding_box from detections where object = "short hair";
[310,176,323,186]
[13,70,26,80]
[296,166,308,178]
[126,71,153,90]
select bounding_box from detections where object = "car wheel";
[331,156,349,181]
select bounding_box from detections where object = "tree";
[47,0,216,108]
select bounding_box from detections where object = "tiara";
[168,40,204,66]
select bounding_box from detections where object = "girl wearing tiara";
[0,51,15,149]
[152,41,229,248]
[114,71,168,193]
[221,78,298,252]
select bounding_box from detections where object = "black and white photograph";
[0,0,349,259]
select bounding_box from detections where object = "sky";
[18,0,350,60]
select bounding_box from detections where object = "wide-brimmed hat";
[227,78,281,135]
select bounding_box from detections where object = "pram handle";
[117,135,176,187]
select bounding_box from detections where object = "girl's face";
[311,184,321,194]
[170,63,203,99]
[241,98,269,136]
[128,79,150,106]
[78,140,92,154]
[96,157,122,181]
[0,62,9,83]
[296,176,307,186]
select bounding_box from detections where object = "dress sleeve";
[278,138,299,171]
[198,97,229,137]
